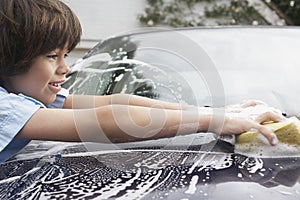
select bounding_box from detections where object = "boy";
[0,0,283,162]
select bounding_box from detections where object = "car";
[0,26,300,199]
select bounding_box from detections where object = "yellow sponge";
[236,117,300,146]
[235,117,300,157]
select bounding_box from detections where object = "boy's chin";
[40,95,57,105]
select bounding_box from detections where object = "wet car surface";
[1,27,300,199]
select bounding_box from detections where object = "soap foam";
[235,141,300,158]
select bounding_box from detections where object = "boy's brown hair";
[0,0,82,77]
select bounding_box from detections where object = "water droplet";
[237,173,243,178]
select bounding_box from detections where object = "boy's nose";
[57,61,70,75]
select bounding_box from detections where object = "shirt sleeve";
[0,93,41,162]
[0,87,70,162]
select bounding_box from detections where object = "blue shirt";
[0,86,69,162]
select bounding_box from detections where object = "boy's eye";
[46,52,69,60]
[46,54,58,59]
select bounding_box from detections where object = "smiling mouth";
[49,80,64,87]
[49,82,60,87]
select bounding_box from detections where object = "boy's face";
[5,48,70,104]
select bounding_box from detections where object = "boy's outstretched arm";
[17,105,282,145]
[63,94,186,110]
[17,106,203,143]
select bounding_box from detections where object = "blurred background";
[64,0,300,65]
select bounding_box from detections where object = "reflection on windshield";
[65,36,198,105]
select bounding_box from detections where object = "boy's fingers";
[255,111,286,124]
[251,111,285,145]
[255,124,278,146]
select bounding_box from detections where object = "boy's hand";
[221,110,286,146]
